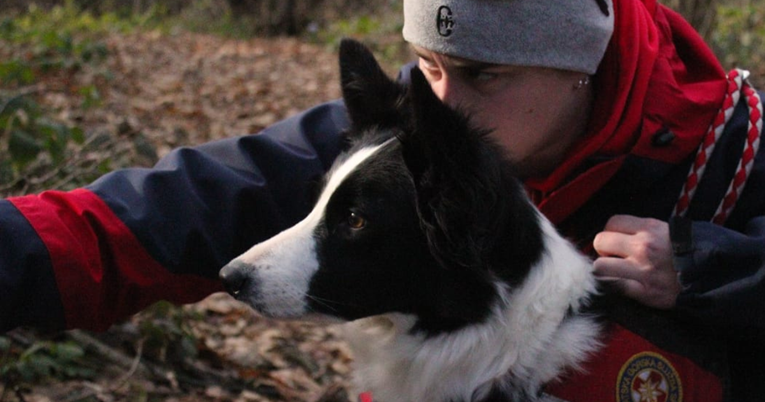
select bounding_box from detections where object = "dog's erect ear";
[401,67,507,271]
[402,68,543,287]
[339,39,406,133]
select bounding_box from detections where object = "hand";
[592,215,681,309]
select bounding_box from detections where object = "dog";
[219,39,600,402]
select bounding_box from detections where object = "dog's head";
[220,39,544,334]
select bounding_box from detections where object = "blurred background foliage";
[0,0,407,196]
[0,0,763,399]
[1,0,762,195]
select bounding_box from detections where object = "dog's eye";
[347,211,366,229]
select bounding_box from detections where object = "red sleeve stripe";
[10,189,222,331]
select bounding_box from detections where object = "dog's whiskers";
[305,294,344,313]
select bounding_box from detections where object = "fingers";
[598,277,646,302]
[599,277,676,309]
[593,251,681,310]
[593,256,644,282]
[599,275,679,310]
[593,215,671,261]
[592,215,679,310]
[602,214,642,233]
[603,214,659,234]
[592,231,633,258]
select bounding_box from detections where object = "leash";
[673,68,763,224]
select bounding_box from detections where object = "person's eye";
[465,68,498,82]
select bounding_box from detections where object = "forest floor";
[1,29,398,402]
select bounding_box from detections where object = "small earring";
[574,76,590,90]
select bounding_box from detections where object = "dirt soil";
[1,30,384,402]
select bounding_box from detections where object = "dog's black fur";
[220,39,599,402]
[302,39,547,335]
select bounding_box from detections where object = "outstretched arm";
[0,100,348,332]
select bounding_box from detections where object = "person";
[1,0,763,400]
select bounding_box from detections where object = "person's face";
[413,46,594,179]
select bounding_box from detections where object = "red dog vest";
[546,323,724,402]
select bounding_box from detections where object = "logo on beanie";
[436,6,453,37]
[617,352,682,402]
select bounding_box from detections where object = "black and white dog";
[220,40,600,402]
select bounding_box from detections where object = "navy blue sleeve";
[673,90,765,333]
[674,218,765,331]
[0,200,66,332]
[89,100,349,278]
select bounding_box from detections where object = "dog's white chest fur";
[342,219,600,402]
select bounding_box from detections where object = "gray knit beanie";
[402,0,615,75]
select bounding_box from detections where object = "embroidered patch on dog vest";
[617,352,683,402]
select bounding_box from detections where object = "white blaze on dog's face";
[221,143,388,318]
[220,134,460,326]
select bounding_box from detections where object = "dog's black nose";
[219,262,249,297]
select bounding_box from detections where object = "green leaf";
[0,159,14,185]
[38,121,71,163]
[0,95,40,121]
[97,158,112,174]
[78,84,102,109]
[0,336,10,352]
[27,354,60,377]
[18,342,47,360]
[70,126,85,144]
[8,129,44,167]
[16,362,38,381]
[53,342,85,362]
[0,18,15,39]
[0,61,36,85]
[179,336,198,359]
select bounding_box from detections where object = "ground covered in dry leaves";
[8,295,355,402]
[36,31,343,159]
[1,29,389,402]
